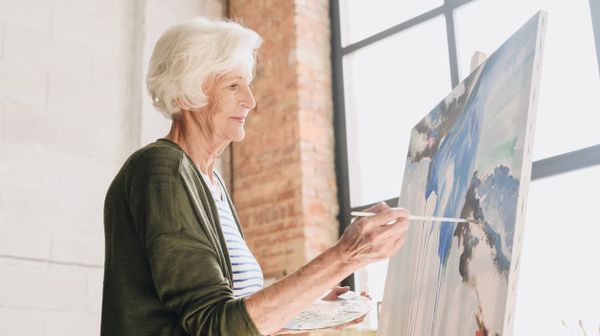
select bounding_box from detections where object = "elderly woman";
[101,17,409,336]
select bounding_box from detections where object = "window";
[331,0,600,332]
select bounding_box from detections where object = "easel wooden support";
[470,50,488,72]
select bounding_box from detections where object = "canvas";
[378,12,546,336]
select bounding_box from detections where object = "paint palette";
[283,291,371,330]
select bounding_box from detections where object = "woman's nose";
[241,85,256,110]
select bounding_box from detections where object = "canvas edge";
[501,10,548,336]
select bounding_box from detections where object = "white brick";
[86,269,104,313]
[0,307,48,336]
[96,0,134,26]
[4,102,96,156]
[51,190,103,235]
[0,260,90,312]
[4,26,92,80]
[0,102,5,139]
[90,84,132,128]
[52,6,133,55]
[0,24,4,60]
[0,260,52,309]
[0,61,47,108]
[47,75,94,116]
[0,185,58,229]
[141,102,171,145]
[51,230,104,266]
[35,153,111,234]
[0,224,51,259]
[3,103,46,145]
[53,77,133,134]
[51,4,98,48]
[46,264,89,310]
[0,148,111,235]
[28,186,96,233]
[92,119,133,162]
[53,0,96,16]
[91,48,132,84]
[47,311,100,336]
[0,0,52,34]
[0,141,46,191]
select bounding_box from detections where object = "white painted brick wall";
[0,307,48,336]
[4,25,93,80]
[4,102,96,156]
[0,225,52,259]
[51,230,104,266]
[46,311,101,336]
[0,101,5,139]
[0,24,4,61]
[86,268,104,313]
[0,61,48,108]
[0,0,227,335]
[0,0,52,35]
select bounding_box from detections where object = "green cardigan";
[101,139,261,335]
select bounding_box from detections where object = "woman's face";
[209,68,256,143]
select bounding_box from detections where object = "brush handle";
[350,211,471,223]
[408,215,468,223]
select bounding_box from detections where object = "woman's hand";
[335,202,410,268]
[245,203,408,335]
[273,287,371,334]
[321,286,350,301]
[327,288,371,331]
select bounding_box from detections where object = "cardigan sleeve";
[127,150,261,336]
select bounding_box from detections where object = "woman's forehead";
[221,65,252,81]
[222,71,247,81]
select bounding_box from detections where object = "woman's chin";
[231,131,246,142]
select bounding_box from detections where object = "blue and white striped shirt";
[200,171,264,298]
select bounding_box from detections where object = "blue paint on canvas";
[379,11,546,336]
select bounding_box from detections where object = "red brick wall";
[229,0,338,280]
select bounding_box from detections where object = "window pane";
[513,166,600,335]
[339,0,443,47]
[343,17,451,207]
[455,0,600,160]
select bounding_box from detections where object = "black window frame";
[331,0,600,289]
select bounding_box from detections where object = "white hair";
[146,17,261,119]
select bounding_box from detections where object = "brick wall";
[0,0,340,333]
[228,0,339,280]
[0,0,225,334]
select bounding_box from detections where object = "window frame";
[330,0,600,289]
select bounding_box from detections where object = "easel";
[470,50,488,72]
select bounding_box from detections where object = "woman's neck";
[165,112,228,184]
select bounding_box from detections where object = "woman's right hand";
[335,202,410,267]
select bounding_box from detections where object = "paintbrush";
[350,211,483,224]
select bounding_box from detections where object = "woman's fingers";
[363,202,389,213]
[337,206,411,266]
[322,286,350,301]
[335,286,350,295]
[365,208,410,227]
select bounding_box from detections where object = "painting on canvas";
[378,11,546,336]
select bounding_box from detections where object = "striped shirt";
[199,171,264,298]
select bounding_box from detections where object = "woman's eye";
[228,83,238,90]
